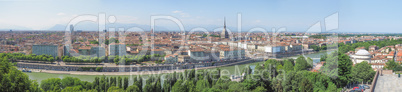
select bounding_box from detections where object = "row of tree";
[0,53,55,63]
[0,52,167,65]
[111,54,164,65]
[338,39,402,54]
[62,56,104,63]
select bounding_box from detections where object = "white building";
[188,49,208,62]
[350,49,372,64]
[220,48,245,60]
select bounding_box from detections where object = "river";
[25,50,335,84]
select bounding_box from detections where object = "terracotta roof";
[79,47,91,50]
[397,51,402,57]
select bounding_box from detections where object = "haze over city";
[0,0,401,33]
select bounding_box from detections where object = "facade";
[205,50,220,61]
[90,46,106,57]
[263,45,285,54]
[108,44,127,56]
[178,55,190,63]
[32,45,58,58]
[188,49,207,61]
[247,44,258,51]
[290,44,302,51]
[220,49,245,60]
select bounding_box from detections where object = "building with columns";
[350,49,372,64]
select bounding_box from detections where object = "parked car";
[359,84,370,89]
[350,90,363,92]
[352,87,364,92]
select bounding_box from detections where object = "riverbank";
[21,50,335,76]
[23,50,333,84]
[23,58,259,75]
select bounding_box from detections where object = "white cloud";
[57,12,65,16]
[172,10,182,13]
[172,10,190,17]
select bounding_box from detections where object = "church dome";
[355,49,371,56]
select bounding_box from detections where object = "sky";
[0,0,401,33]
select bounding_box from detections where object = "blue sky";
[0,0,401,33]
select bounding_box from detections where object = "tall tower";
[70,25,74,44]
[70,25,74,34]
[221,17,229,39]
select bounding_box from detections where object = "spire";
[224,17,226,28]
[221,17,229,39]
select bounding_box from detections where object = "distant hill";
[46,22,171,31]
[0,24,32,31]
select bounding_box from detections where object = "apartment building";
[32,45,58,58]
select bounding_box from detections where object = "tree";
[227,82,247,92]
[351,61,376,82]
[385,60,398,70]
[0,55,37,92]
[337,52,353,87]
[253,86,267,92]
[110,77,116,87]
[61,77,82,89]
[186,80,196,92]
[126,85,141,92]
[62,86,83,92]
[106,77,110,91]
[133,76,143,92]
[283,59,294,72]
[93,77,100,92]
[163,78,171,92]
[123,77,129,90]
[48,57,55,63]
[196,79,210,92]
[171,80,187,92]
[29,80,42,92]
[117,76,122,88]
[326,82,338,92]
[242,78,259,90]
[298,77,313,92]
[107,86,124,92]
[40,78,61,91]
[271,77,283,92]
[294,56,309,71]
[100,76,106,92]
[96,67,103,72]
